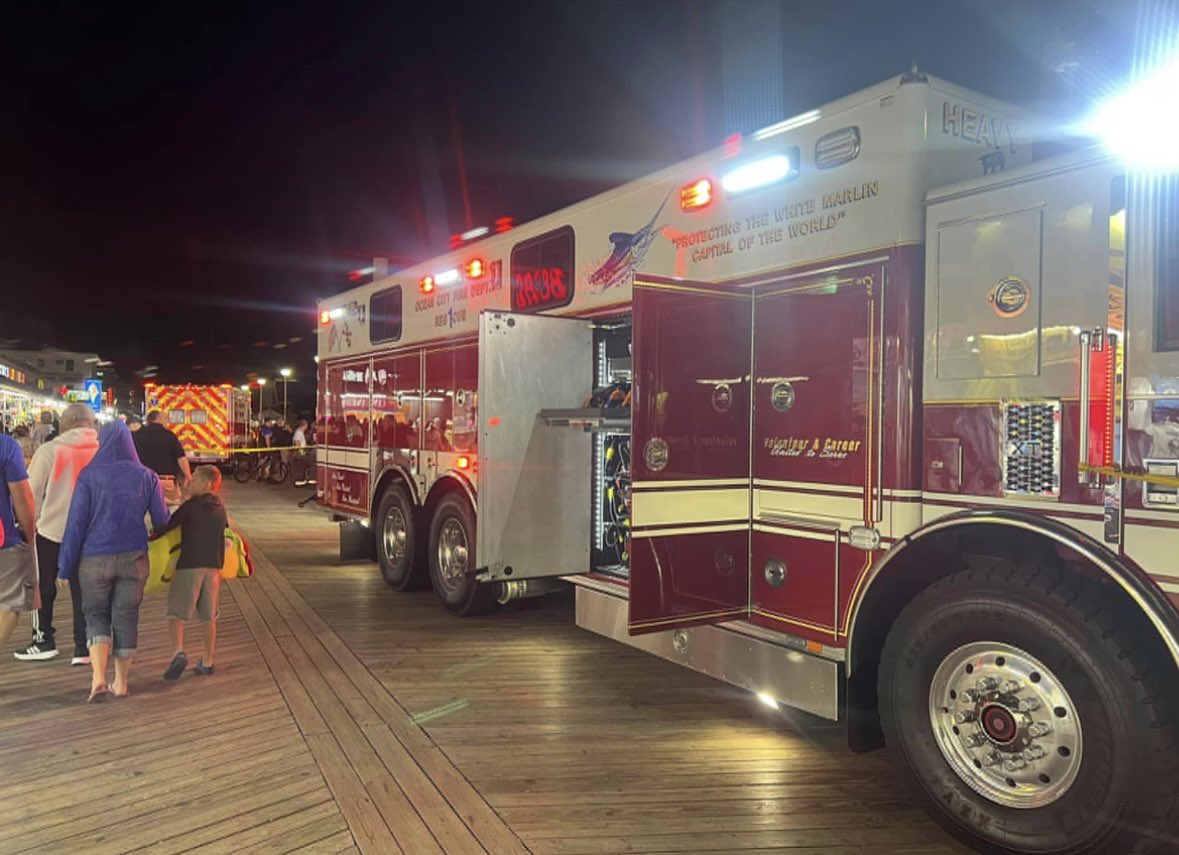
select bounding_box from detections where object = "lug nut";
[1023,745,1046,761]
[963,689,982,703]
[954,711,976,724]
[964,732,989,747]
[1004,756,1027,772]
[982,751,1002,767]
[1000,680,1022,694]
[1017,697,1042,713]
[1028,722,1052,738]
[976,676,999,692]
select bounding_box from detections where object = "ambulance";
[316,69,1179,853]
[145,383,251,463]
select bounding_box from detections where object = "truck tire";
[878,560,1179,854]
[375,484,422,590]
[428,493,495,616]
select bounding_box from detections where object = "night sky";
[0,0,1157,404]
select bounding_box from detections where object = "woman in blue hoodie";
[58,421,169,701]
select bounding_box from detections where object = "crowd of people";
[250,416,314,487]
[0,404,232,701]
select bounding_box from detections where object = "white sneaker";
[71,655,91,666]
[15,643,59,661]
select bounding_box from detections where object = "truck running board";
[573,583,841,721]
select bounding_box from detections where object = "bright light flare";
[722,155,795,194]
[434,268,461,286]
[1087,56,1179,170]
[756,692,780,710]
[461,226,489,241]
[466,258,485,278]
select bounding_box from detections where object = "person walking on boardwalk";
[58,421,169,701]
[31,411,55,450]
[15,403,99,664]
[132,410,190,511]
[0,432,37,650]
[154,465,228,679]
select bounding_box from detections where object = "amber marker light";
[680,178,713,211]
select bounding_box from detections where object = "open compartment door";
[628,279,753,634]
[477,311,595,581]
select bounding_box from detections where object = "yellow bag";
[146,527,253,594]
[146,528,183,594]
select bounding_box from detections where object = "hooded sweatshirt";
[58,421,169,579]
[27,426,100,543]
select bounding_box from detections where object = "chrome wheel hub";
[436,518,468,593]
[382,507,408,565]
[929,641,1082,809]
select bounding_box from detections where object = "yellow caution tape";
[1078,463,1179,489]
[186,445,311,455]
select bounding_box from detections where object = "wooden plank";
[304,732,404,855]
[248,544,526,855]
[284,643,444,854]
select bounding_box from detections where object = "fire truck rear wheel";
[375,485,422,590]
[878,561,1179,855]
[428,493,495,616]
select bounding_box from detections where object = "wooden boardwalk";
[0,481,971,854]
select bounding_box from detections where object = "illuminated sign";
[510,226,574,313]
[0,363,28,385]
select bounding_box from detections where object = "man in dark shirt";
[132,410,191,509]
[154,465,228,679]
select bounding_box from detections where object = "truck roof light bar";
[721,153,798,195]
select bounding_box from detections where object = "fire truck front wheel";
[878,561,1179,855]
[375,485,423,590]
[428,493,496,616]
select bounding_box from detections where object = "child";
[155,465,228,679]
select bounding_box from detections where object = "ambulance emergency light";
[1088,54,1179,170]
[721,150,799,195]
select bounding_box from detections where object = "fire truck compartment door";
[628,280,753,635]
[751,263,884,638]
[477,311,594,581]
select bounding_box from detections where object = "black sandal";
[163,652,188,680]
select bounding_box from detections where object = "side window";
[370,287,403,344]
[510,226,575,313]
[1157,178,1179,351]
[168,409,186,425]
[190,409,208,425]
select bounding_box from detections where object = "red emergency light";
[494,216,514,234]
[465,258,485,279]
[420,275,435,294]
[456,455,471,470]
[680,178,713,212]
[319,310,332,325]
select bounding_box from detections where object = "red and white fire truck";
[145,383,251,463]
[317,70,1179,853]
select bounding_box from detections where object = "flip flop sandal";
[87,685,110,703]
[112,688,131,698]
[193,661,215,676]
[163,652,188,681]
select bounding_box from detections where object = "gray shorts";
[167,567,221,622]
[0,542,37,612]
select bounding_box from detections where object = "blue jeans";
[79,551,149,659]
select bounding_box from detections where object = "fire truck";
[317,70,1179,853]
[145,383,251,463]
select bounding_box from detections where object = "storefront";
[1,360,65,432]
